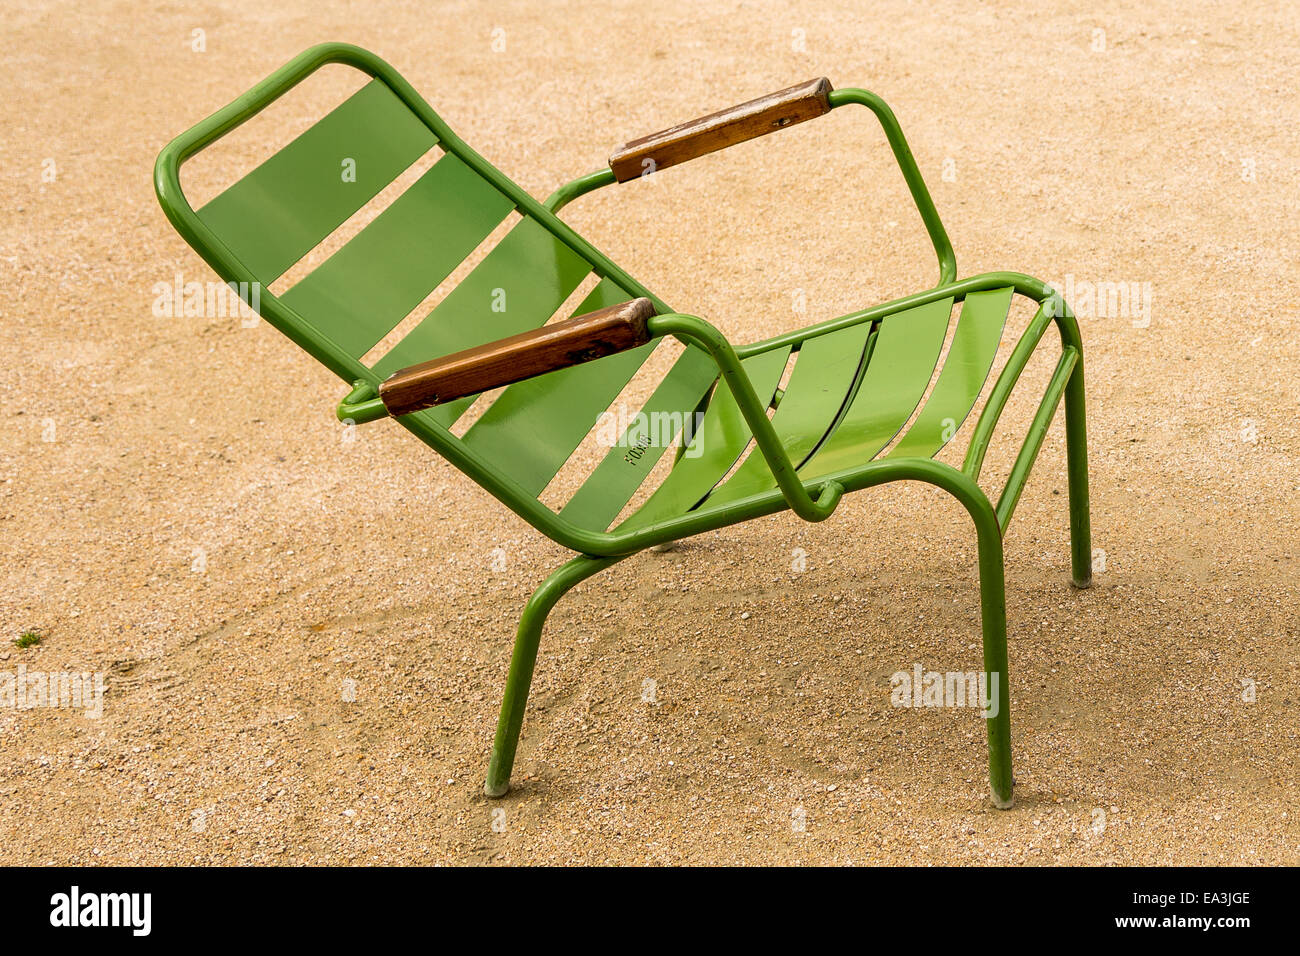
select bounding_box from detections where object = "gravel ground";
[1,0,1296,864]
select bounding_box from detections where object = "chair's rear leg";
[977,524,1014,809]
[1063,335,1093,589]
[484,553,624,798]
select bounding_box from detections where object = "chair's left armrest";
[379,298,655,417]
[608,78,833,182]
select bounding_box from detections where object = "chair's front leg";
[925,462,1014,808]
[485,552,626,798]
[976,515,1014,808]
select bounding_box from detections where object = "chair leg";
[1064,340,1094,589]
[922,465,1015,808]
[976,520,1014,809]
[484,552,624,798]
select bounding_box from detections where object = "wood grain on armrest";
[608,77,833,183]
[378,297,656,417]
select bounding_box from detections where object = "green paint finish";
[800,298,953,479]
[485,552,626,796]
[996,346,1078,529]
[280,155,515,358]
[701,322,874,507]
[158,43,1097,810]
[886,287,1012,459]
[197,79,435,284]
[618,346,792,531]
[559,347,717,531]
[371,217,593,426]
[462,278,655,495]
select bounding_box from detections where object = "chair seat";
[618,287,1013,530]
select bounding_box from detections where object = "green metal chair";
[155,43,1092,809]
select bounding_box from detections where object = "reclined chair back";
[155,43,718,543]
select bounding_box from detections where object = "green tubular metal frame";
[156,43,1092,811]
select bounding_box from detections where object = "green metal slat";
[279,155,515,359]
[699,322,874,507]
[886,287,1011,459]
[462,278,657,495]
[616,347,792,531]
[371,217,592,427]
[197,79,435,283]
[559,347,718,532]
[800,297,954,479]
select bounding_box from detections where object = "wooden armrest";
[608,78,833,183]
[378,298,656,417]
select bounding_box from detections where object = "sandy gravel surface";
[1,0,1297,864]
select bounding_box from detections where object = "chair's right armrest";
[379,298,656,417]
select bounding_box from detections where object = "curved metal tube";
[543,167,617,214]
[828,88,957,286]
[647,312,844,523]
[485,552,627,797]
